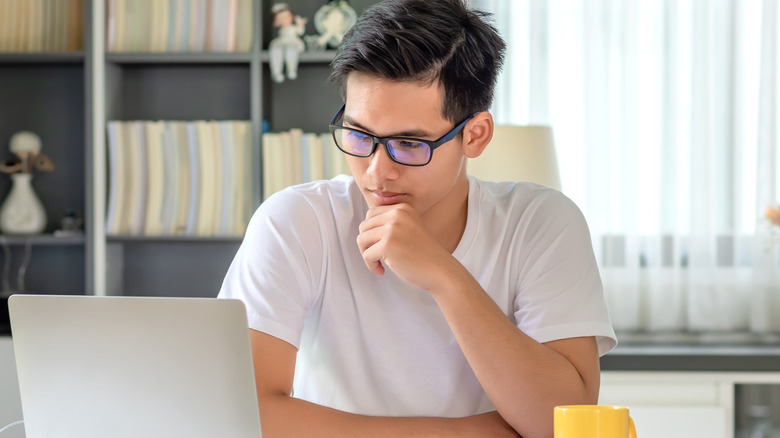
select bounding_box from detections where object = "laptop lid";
[9,294,261,438]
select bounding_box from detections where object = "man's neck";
[424,177,470,254]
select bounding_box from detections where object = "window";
[476,0,780,333]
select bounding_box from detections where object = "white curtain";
[474,0,780,333]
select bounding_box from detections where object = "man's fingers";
[357,227,386,276]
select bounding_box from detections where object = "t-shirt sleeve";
[512,190,617,356]
[217,188,324,349]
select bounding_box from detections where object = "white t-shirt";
[218,175,616,418]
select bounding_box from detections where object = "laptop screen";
[9,295,261,438]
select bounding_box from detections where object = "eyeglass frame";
[328,104,474,167]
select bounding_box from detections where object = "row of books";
[106,0,253,53]
[106,120,253,237]
[0,0,84,52]
[262,129,351,201]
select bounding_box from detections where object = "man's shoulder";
[471,177,566,208]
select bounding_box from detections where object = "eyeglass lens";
[332,127,432,165]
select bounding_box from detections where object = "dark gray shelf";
[104,50,337,64]
[0,52,85,64]
[106,52,253,64]
[0,234,85,246]
[260,50,337,63]
[107,235,243,243]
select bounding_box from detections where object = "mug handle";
[629,416,637,438]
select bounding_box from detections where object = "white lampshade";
[468,125,562,191]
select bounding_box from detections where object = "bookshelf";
[0,56,89,307]
[0,0,377,313]
[99,0,375,297]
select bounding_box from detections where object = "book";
[115,122,133,234]
[41,0,52,51]
[217,122,235,235]
[126,121,148,235]
[143,121,166,235]
[185,122,200,235]
[113,0,125,52]
[105,122,122,234]
[7,0,19,51]
[67,0,82,51]
[160,122,179,235]
[124,0,137,51]
[106,0,118,51]
[236,0,252,51]
[173,122,191,235]
[191,0,207,51]
[262,132,282,200]
[287,128,304,187]
[0,0,12,51]
[166,0,177,51]
[148,0,162,52]
[195,120,217,236]
[226,0,238,52]
[136,0,151,52]
[156,0,170,52]
[327,133,351,177]
[235,121,252,233]
[208,0,222,51]
[15,0,27,51]
[306,133,325,182]
[29,0,42,51]
[171,0,186,51]
[209,121,224,235]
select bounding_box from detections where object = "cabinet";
[0,0,377,309]
[600,371,780,438]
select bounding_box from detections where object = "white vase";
[0,173,47,234]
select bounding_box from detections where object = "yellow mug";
[554,405,637,438]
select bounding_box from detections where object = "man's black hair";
[330,0,506,123]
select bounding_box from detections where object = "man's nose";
[366,143,401,179]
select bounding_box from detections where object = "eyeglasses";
[328,104,473,166]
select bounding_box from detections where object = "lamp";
[468,125,562,191]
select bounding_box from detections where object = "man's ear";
[462,112,493,159]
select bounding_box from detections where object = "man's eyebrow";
[343,114,433,138]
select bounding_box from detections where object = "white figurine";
[269,3,307,83]
[313,1,357,50]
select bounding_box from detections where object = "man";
[218,0,616,436]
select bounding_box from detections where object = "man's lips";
[369,190,405,205]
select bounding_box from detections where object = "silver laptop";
[8,294,262,438]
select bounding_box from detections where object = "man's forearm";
[429,260,598,438]
[257,394,519,438]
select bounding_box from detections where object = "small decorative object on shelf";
[54,208,84,237]
[307,0,357,51]
[0,131,55,235]
[269,3,308,83]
